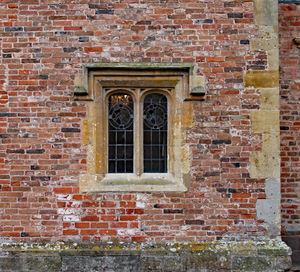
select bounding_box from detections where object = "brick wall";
[0,0,280,243]
[279,2,300,265]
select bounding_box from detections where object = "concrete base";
[0,241,292,272]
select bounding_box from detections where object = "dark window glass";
[143,93,168,173]
[108,93,134,173]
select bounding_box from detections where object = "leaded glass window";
[79,67,190,192]
[143,93,168,173]
[107,91,168,174]
[108,93,134,173]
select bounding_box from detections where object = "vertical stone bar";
[248,0,281,238]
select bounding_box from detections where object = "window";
[108,93,134,173]
[76,64,204,192]
[106,90,169,176]
[143,93,168,173]
[107,92,169,174]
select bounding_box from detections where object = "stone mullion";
[135,88,142,176]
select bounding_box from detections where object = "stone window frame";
[75,63,205,192]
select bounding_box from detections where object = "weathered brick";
[95,9,114,14]
[227,13,243,18]
[185,220,204,225]
[26,149,45,154]
[61,128,80,133]
[5,27,23,32]
[0,0,295,254]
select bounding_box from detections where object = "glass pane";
[143,93,168,173]
[144,130,151,145]
[126,131,133,144]
[152,146,159,159]
[117,147,125,159]
[117,131,124,144]
[109,132,115,144]
[117,161,125,172]
[152,160,159,172]
[108,93,134,173]
[152,131,159,144]
[144,146,151,158]
[109,160,115,173]
[126,160,133,173]
[109,145,115,158]
[126,146,133,158]
[144,160,151,172]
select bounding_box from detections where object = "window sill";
[80,173,187,192]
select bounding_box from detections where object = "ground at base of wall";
[0,240,292,272]
[283,233,300,271]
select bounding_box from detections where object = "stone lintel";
[74,63,206,101]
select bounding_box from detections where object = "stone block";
[0,257,23,271]
[265,178,280,199]
[22,254,62,272]
[74,76,82,86]
[258,26,278,39]
[81,119,89,145]
[260,88,279,110]
[254,0,278,26]
[267,49,279,70]
[275,255,293,271]
[250,110,279,133]
[191,75,205,93]
[262,133,280,152]
[62,255,140,272]
[140,255,184,272]
[256,199,280,237]
[245,70,279,88]
[250,151,280,179]
[231,256,273,271]
[250,37,278,51]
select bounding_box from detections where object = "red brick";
[101,201,116,207]
[80,229,98,235]
[82,216,99,222]
[120,215,138,221]
[99,229,117,235]
[120,201,136,208]
[0,0,295,245]
[63,229,79,235]
[84,47,103,53]
[75,222,90,228]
